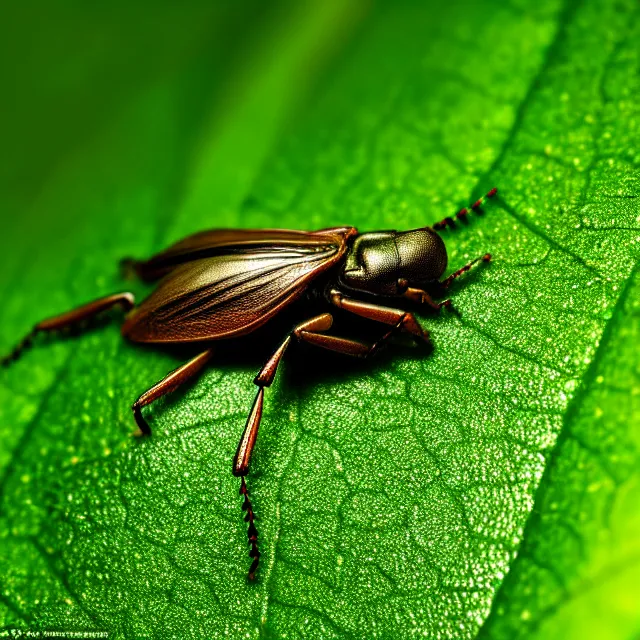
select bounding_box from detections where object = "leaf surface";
[0,0,639,638]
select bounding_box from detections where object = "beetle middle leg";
[233,313,335,580]
[131,349,215,435]
[233,312,394,580]
[233,312,390,477]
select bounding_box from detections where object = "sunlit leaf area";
[1,1,638,638]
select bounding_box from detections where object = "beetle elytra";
[2,187,497,580]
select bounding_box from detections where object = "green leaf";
[1,0,639,638]
[479,266,640,640]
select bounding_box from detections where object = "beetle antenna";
[441,254,492,288]
[240,477,260,580]
[432,187,498,231]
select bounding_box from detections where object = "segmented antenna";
[240,477,260,580]
[432,187,498,231]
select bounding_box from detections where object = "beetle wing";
[122,228,356,343]
[133,227,355,281]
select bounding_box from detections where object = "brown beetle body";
[2,188,497,581]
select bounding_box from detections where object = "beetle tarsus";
[132,405,152,436]
[4,293,136,370]
[1,328,37,367]
[129,349,214,438]
[240,476,260,581]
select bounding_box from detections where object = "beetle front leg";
[440,253,492,288]
[329,290,431,345]
[1,292,135,367]
[401,254,492,313]
[402,287,452,311]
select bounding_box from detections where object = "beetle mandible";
[2,187,497,580]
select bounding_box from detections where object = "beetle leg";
[441,253,492,289]
[233,313,333,477]
[1,292,135,367]
[233,313,333,581]
[131,349,215,435]
[329,290,431,345]
[403,287,453,311]
[235,311,401,581]
[295,331,375,356]
[402,252,491,310]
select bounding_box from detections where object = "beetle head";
[340,228,448,296]
[395,228,448,288]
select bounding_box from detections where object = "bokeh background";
[1,1,639,639]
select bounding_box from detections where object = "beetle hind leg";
[1,292,135,367]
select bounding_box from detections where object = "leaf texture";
[0,0,638,638]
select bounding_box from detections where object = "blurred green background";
[1,1,639,639]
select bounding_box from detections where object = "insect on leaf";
[0,0,639,638]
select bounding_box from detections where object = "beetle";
[2,187,497,580]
